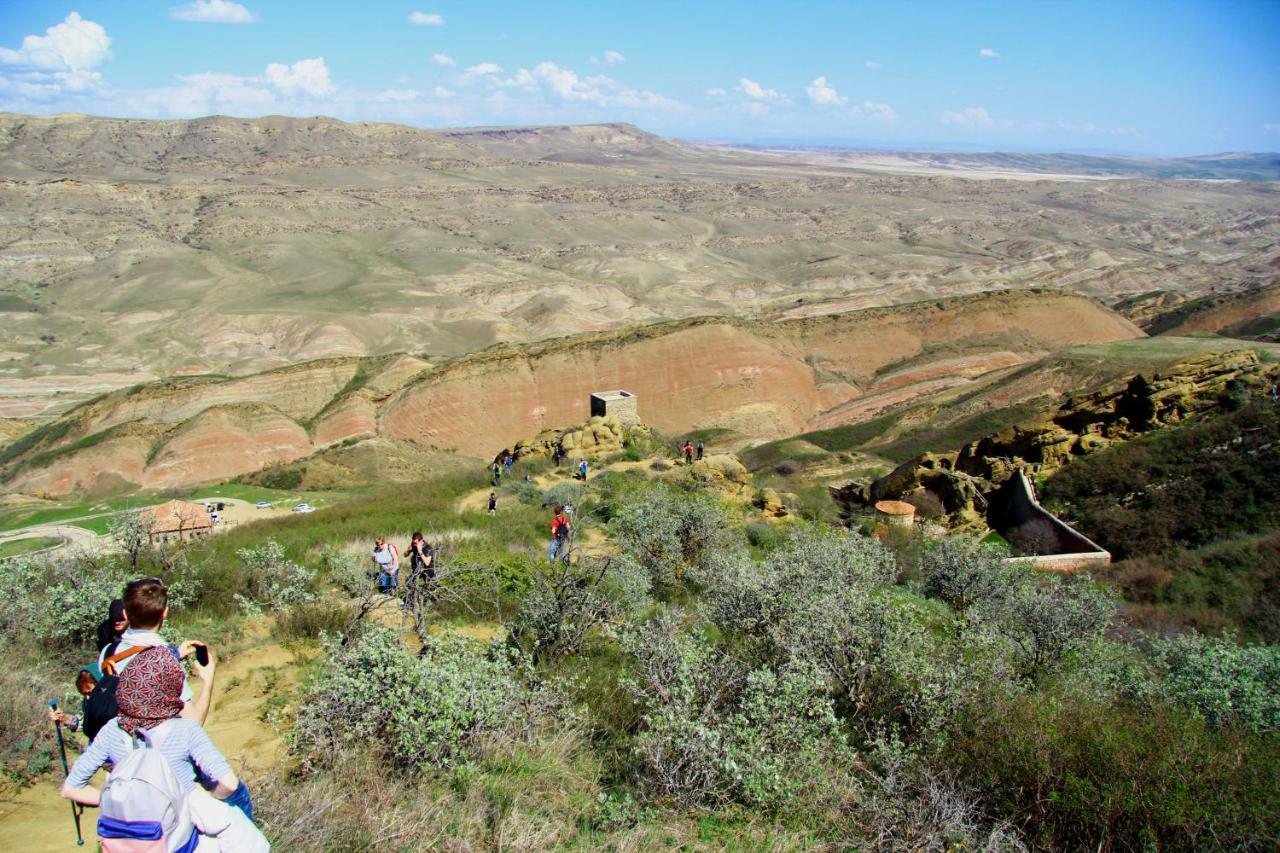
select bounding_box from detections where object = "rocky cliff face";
[1,290,1142,497]
[836,349,1271,526]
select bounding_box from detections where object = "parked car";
[255,500,270,509]
[292,503,315,513]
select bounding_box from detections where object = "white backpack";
[98,721,198,853]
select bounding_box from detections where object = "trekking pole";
[48,700,85,846]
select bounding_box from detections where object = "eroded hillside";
[1,113,1276,419]
[1,290,1141,496]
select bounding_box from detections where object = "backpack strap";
[102,644,145,677]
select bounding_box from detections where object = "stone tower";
[589,389,639,426]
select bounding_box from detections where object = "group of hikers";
[371,532,437,599]
[682,438,705,464]
[49,578,269,850]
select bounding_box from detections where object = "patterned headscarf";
[116,645,185,735]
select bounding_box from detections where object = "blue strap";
[97,816,163,839]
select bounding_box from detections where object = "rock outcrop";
[836,350,1271,526]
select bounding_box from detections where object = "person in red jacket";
[548,506,571,561]
[683,440,695,464]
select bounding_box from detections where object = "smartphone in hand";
[195,644,210,666]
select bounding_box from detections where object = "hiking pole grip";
[48,700,85,846]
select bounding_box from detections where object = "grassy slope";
[1041,401,1280,640]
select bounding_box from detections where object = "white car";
[292,503,315,513]
[255,500,270,509]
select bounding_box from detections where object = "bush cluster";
[290,627,563,772]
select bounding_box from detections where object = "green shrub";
[1149,631,1280,731]
[290,627,562,771]
[510,554,649,661]
[970,570,1116,680]
[945,693,1280,850]
[919,537,1012,611]
[622,612,850,811]
[612,485,737,591]
[233,539,318,617]
[274,602,352,641]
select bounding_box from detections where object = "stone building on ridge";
[589,390,639,427]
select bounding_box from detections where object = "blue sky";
[1,1,1277,155]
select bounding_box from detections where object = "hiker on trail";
[373,537,399,593]
[578,459,589,481]
[552,446,563,467]
[46,669,97,734]
[1271,380,1278,405]
[492,461,502,486]
[563,500,574,518]
[96,578,215,726]
[503,453,514,475]
[487,492,498,515]
[407,532,435,583]
[683,441,694,464]
[696,439,705,461]
[406,532,436,607]
[61,645,267,847]
[96,599,128,654]
[548,506,571,562]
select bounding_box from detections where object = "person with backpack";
[683,441,694,464]
[578,459,589,481]
[696,439,705,461]
[95,578,215,728]
[61,645,267,850]
[372,537,399,594]
[548,506,571,562]
[487,491,498,515]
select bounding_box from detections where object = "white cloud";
[854,100,898,121]
[461,60,681,112]
[705,87,727,97]
[805,76,846,107]
[979,48,999,58]
[738,77,781,100]
[408,11,444,26]
[432,52,455,67]
[942,106,995,126]
[434,86,454,98]
[0,12,112,98]
[1264,123,1280,134]
[170,1,258,23]
[0,12,112,72]
[865,60,881,70]
[589,50,625,67]
[263,57,332,97]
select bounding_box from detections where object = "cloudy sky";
[2,1,1278,155]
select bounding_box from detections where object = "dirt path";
[0,641,300,850]
[0,524,101,556]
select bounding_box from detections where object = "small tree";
[612,485,736,590]
[920,538,1012,611]
[971,571,1116,680]
[510,554,649,662]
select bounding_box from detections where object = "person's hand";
[47,709,71,725]
[189,643,215,680]
[178,640,198,659]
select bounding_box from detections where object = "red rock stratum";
[2,290,1140,497]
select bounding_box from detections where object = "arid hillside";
[1,113,1276,420]
[0,290,1140,497]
